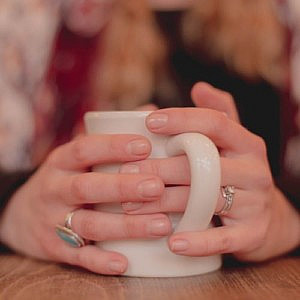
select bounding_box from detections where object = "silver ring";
[55,209,85,248]
[215,185,235,216]
[64,210,76,230]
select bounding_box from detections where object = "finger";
[120,156,262,189]
[122,185,247,217]
[146,108,259,154]
[60,245,128,275]
[71,209,172,241]
[48,231,128,274]
[47,134,152,171]
[60,172,164,205]
[191,82,240,122]
[122,185,188,214]
[168,225,259,257]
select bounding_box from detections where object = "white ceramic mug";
[84,111,222,277]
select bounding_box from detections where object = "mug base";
[99,237,222,277]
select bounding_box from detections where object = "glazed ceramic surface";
[84,111,221,277]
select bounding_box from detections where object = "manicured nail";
[171,239,189,252]
[127,139,150,155]
[146,113,168,129]
[108,260,126,273]
[119,164,140,174]
[148,218,170,236]
[137,179,161,198]
[122,201,143,211]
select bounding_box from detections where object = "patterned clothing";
[0,0,61,170]
[0,0,299,203]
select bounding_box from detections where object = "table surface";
[0,253,299,300]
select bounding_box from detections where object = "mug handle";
[166,133,221,233]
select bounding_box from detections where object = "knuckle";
[122,215,142,238]
[222,91,234,104]
[148,160,162,177]
[38,236,52,257]
[32,170,57,203]
[202,234,232,255]
[181,109,190,122]
[75,250,89,267]
[45,174,64,200]
[40,182,56,202]
[253,135,268,156]
[116,177,129,202]
[47,245,63,261]
[71,175,89,202]
[79,217,97,240]
[108,136,125,158]
[256,170,273,190]
[117,175,148,202]
[157,196,164,212]
[72,138,89,163]
[42,246,57,261]
[135,160,161,177]
[255,232,266,250]
[38,232,61,260]
[201,239,212,256]
[210,111,228,133]
[217,234,232,253]
[250,225,268,252]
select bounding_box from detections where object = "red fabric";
[46,24,100,146]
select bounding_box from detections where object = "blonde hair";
[90,0,166,110]
[90,0,287,110]
[183,0,286,86]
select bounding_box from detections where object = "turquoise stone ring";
[55,225,85,248]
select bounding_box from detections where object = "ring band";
[65,210,76,230]
[215,185,235,216]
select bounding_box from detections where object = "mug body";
[84,111,222,277]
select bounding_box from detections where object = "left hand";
[120,82,300,262]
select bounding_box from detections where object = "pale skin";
[0,82,299,275]
[123,82,300,262]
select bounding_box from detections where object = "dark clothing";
[153,11,281,177]
[152,11,300,210]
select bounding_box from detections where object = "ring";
[215,185,235,216]
[64,210,76,230]
[55,225,85,248]
[55,209,86,248]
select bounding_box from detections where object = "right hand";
[0,134,171,274]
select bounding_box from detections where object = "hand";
[121,82,300,262]
[0,134,171,274]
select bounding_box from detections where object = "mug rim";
[84,111,153,120]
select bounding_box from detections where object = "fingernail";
[127,139,150,155]
[146,113,168,129]
[119,164,140,174]
[109,260,126,273]
[148,218,170,236]
[171,239,189,252]
[137,179,162,198]
[122,201,143,211]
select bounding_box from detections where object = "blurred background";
[0,0,299,198]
